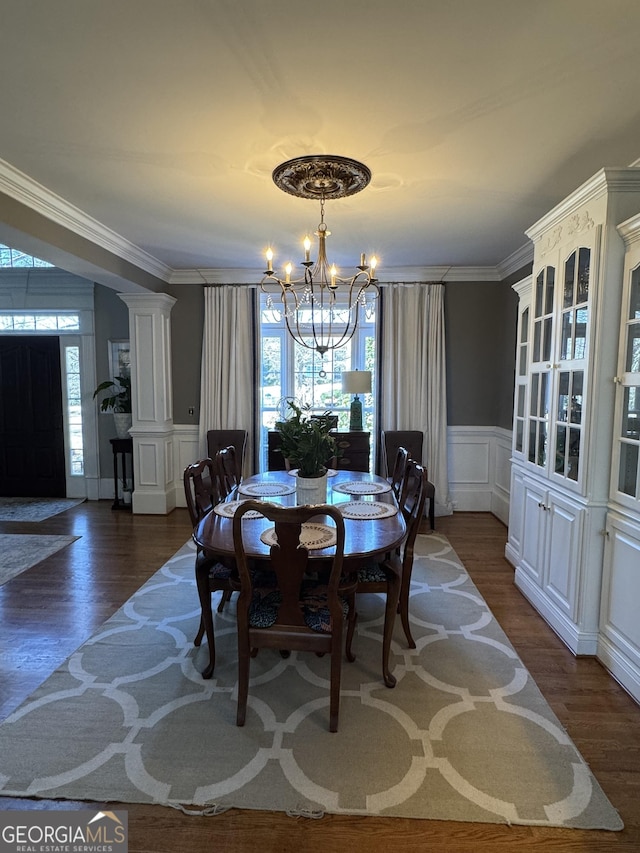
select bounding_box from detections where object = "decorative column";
[119,292,176,514]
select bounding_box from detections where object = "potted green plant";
[93,374,132,438]
[275,402,337,502]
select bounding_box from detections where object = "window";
[64,345,84,476]
[0,244,53,268]
[258,292,376,471]
[0,313,80,331]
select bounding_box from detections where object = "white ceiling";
[1,0,640,286]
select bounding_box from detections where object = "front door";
[0,335,66,497]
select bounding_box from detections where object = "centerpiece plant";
[275,402,337,478]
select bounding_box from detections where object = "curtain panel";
[199,285,256,474]
[379,282,452,516]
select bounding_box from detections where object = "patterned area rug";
[0,534,80,585]
[0,534,623,829]
[0,497,85,522]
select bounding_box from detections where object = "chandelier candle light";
[342,369,372,431]
[260,155,380,356]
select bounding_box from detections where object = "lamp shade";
[342,370,372,395]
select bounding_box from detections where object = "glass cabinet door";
[552,248,589,483]
[527,266,554,470]
[614,265,640,501]
[526,247,591,486]
[514,306,529,455]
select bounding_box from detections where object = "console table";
[267,430,370,472]
[110,437,133,510]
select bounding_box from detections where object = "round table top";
[194,469,406,563]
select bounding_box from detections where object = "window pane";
[630,268,640,320]
[537,422,547,467]
[65,345,83,476]
[558,371,570,421]
[555,426,566,474]
[530,373,539,416]
[623,387,640,438]
[542,317,552,361]
[516,420,523,453]
[533,320,541,362]
[544,268,555,314]
[571,372,583,424]
[564,251,576,308]
[574,307,587,359]
[568,427,580,481]
[520,307,529,343]
[577,248,590,303]
[619,443,639,496]
[626,325,640,373]
[535,271,544,317]
[561,313,572,361]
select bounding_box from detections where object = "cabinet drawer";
[332,432,370,472]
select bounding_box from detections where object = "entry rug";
[0,535,622,829]
[0,534,80,585]
[0,497,85,522]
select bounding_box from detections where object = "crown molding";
[0,159,172,282]
[617,211,640,246]
[526,167,640,241]
[168,265,506,285]
[2,157,535,288]
[497,242,533,277]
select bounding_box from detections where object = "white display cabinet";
[507,168,640,656]
[598,212,640,703]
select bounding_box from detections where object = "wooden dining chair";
[388,445,409,500]
[183,458,235,677]
[382,430,435,530]
[206,429,247,481]
[216,445,241,497]
[232,501,355,733]
[344,459,429,686]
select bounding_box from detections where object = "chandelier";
[260,155,379,356]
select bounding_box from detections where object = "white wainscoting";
[148,424,514,520]
[172,424,202,508]
[447,426,512,525]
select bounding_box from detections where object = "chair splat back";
[389,445,409,499]
[183,458,221,527]
[232,501,350,732]
[216,445,240,497]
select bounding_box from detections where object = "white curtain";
[379,282,452,516]
[199,285,255,474]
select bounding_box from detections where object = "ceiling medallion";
[260,155,379,357]
[272,155,372,200]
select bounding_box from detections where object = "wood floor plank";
[1,505,638,852]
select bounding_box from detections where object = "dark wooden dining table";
[194,469,406,564]
[193,469,407,681]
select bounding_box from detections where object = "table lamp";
[342,370,372,431]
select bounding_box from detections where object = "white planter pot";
[113,412,132,439]
[296,472,328,505]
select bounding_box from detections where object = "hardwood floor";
[1,503,639,852]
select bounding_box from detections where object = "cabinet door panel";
[601,517,640,661]
[520,480,547,584]
[545,495,582,618]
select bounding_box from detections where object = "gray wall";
[444,277,520,428]
[166,283,205,425]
